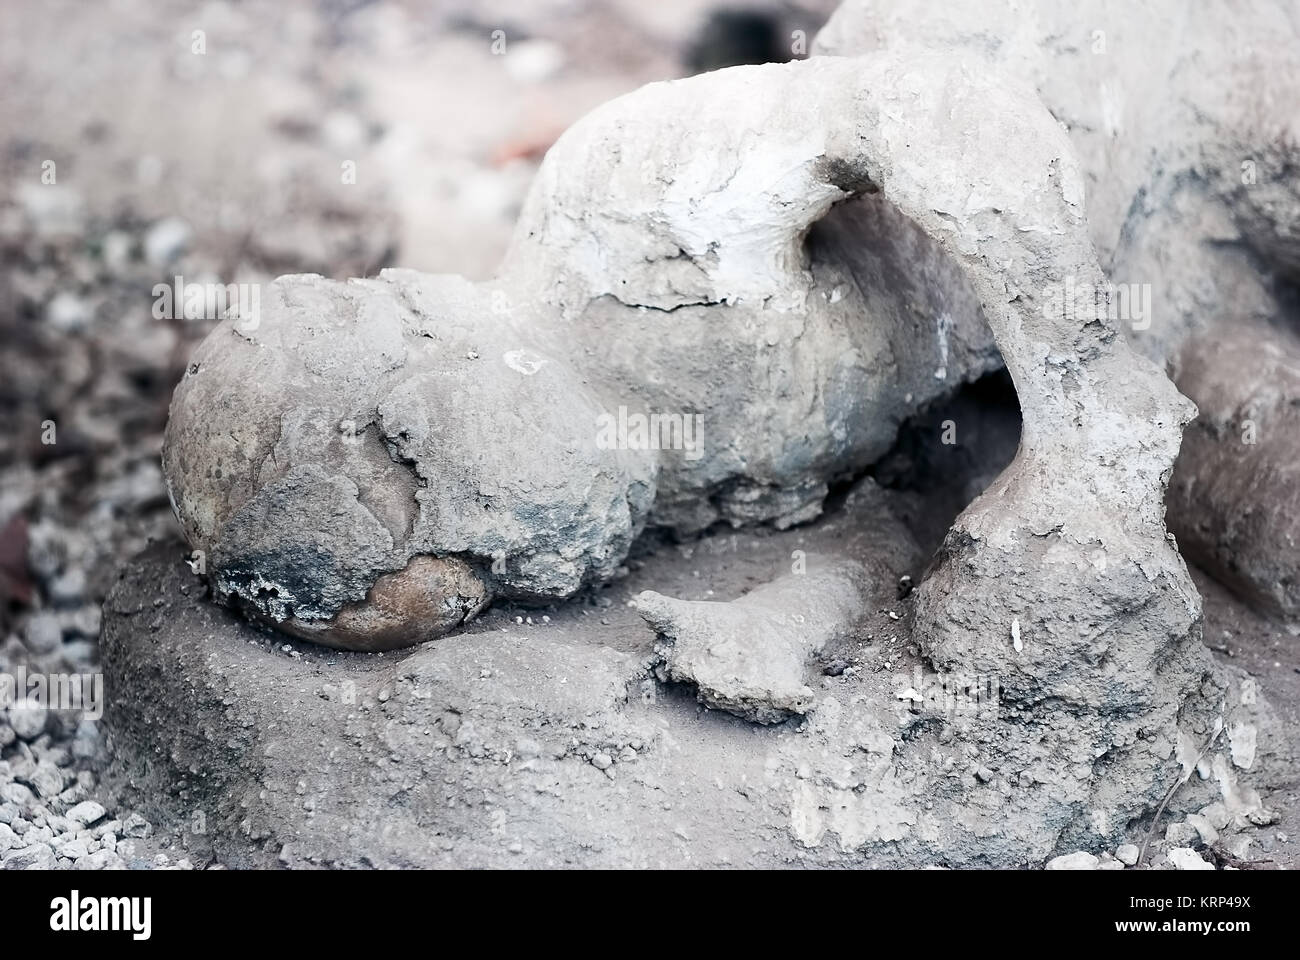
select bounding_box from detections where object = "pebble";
[100,230,133,272]
[62,640,97,666]
[591,752,613,770]
[6,704,47,741]
[38,744,71,767]
[504,39,565,85]
[48,566,87,606]
[1185,813,1219,846]
[1168,846,1214,870]
[144,217,192,267]
[1199,802,1230,832]
[58,837,90,860]
[1046,851,1099,870]
[1,843,57,870]
[1116,843,1139,866]
[24,612,63,654]
[67,800,106,826]
[0,782,35,806]
[28,760,66,800]
[63,604,102,639]
[72,719,102,760]
[1165,821,1200,847]
[75,850,125,870]
[46,292,93,333]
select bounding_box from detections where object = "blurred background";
[0,0,836,661]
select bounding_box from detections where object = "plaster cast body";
[142,21,1286,868]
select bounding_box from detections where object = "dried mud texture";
[1169,323,1300,620]
[101,496,1282,869]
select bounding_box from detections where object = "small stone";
[144,217,192,267]
[1226,834,1253,860]
[1116,843,1139,866]
[2,843,57,870]
[66,800,106,826]
[23,612,62,654]
[75,850,124,870]
[1185,813,1219,846]
[1247,807,1280,826]
[101,231,133,272]
[1046,851,1099,870]
[0,782,35,806]
[37,744,70,768]
[58,837,89,860]
[48,567,87,606]
[64,605,102,639]
[46,292,93,333]
[1168,847,1214,870]
[6,703,47,741]
[975,765,995,783]
[31,764,65,802]
[62,640,97,665]
[823,659,850,677]
[1165,821,1200,847]
[123,812,152,838]
[504,39,565,84]
[72,719,102,760]
[591,752,613,770]
[1198,802,1230,832]
[0,823,16,853]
